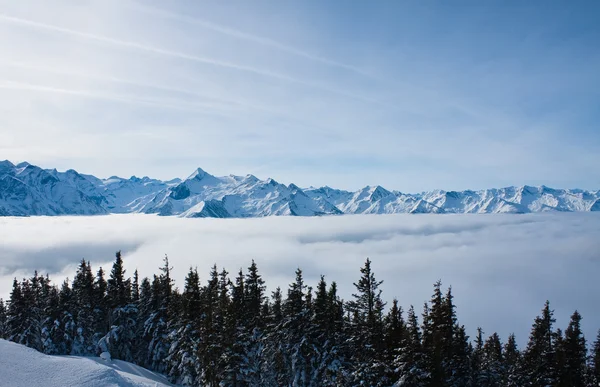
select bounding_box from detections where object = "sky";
[2,212,600,346]
[0,0,599,192]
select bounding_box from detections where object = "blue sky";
[0,0,598,191]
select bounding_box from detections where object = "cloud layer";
[1,213,600,345]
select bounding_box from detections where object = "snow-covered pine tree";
[393,305,429,386]
[71,260,96,355]
[215,268,232,383]
[198,264,222,386]
[8,277,43,351]
[479,332,504,387]
[448,324,472,387]
[346,258,388,386]
[522,300,557,386]
[556,310,586,387]
[588,330,600,386]
[40,283,62,354]
[6,279,24,343]
[0,298,6,339]
[93,267,109,345]
[167,267,202,385]
[471,327,485,385]
[144,256,174,373]
[221,269,246,385]
[502,333,521,386]
[384,299,405,383]
[58,279,76,354]
[134,276,152,366]
[421,281,456,386]
[237,261,267,386]
[98,252,137,361]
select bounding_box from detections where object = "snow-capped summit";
[1,161,599,218]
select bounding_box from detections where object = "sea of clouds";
[1,213,599,345]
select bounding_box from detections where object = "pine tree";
[346,258,388,386]
[245,260,266,329]
[503,333,521,386]
[421,281,458,386]
[393,305,429,386]
[6,278,24,343]
[588,330,600,386]
[144,256,174,373]
[522,300,557,386]
[199,264,222,387]
[93,266,108,343]
[71,260,96,355]
[0,298,6,339]
[106,251,130,310]
[222,269,246,386]
[167,267,201,385]
[556,310,586,387]
[384,299,405,382]
[40,283,61,355]
[472,327,485,385]
[134,277,152,365]
[132,269,140,303]
[480,332,504,387]
[58,279,76,354]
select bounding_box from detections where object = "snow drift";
[0,339,172,387]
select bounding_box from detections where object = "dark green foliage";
[0,298,7,339]
[3,253,596,387]
[556,310,586,387]
[522,300,557,386]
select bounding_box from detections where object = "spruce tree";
[503,333,521,386]
[106,251,130,310]
[347,258,388,386]
[522,300,557,386]
[0,298,6,339]
[394,305,429,386]
[93,266,108,342]
[384,298,405,382]
[40,283,61,355]
[167,267,201,385]
[588,330,600,386]
[557,310,586,387]
[71,260,96,355]
[480,332,504,387]
[6,278,24,343]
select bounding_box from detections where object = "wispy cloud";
[0,80,241,114]
[1,214,600,345]
[0,13,382,107]
[129,2,375,79]
[0,1,598,190]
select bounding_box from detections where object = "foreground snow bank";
[0,339,172,387]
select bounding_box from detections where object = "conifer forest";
[0,251,597,387]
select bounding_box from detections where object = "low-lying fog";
[1,213,599,345]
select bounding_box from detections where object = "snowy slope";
[1,160,599,217]
[0,339,172,387]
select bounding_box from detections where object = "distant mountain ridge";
[1,160,598,217]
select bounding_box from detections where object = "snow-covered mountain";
[0,339,172,387]
[1,160,599,217]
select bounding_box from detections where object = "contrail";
[0,80,242,115]
[0,60,270,113]
[130,2,376,79]
[0,13,387,107]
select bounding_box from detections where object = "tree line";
[0,251,598,386]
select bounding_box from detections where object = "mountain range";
[1,160,599,217]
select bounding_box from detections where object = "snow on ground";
[0,339,172,387]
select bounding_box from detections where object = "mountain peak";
[187,167,213,181]
[0,160,14,168]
